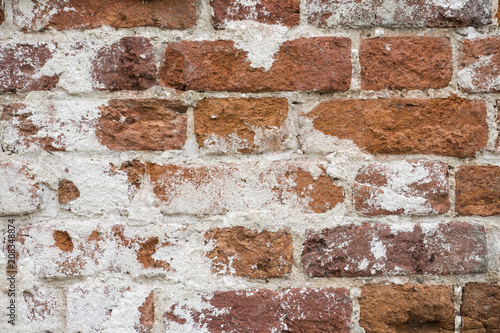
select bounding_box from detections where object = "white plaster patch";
[458,55,500,92]
[0,162,40,216]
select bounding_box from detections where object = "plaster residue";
[458,55,500,92]
[19,287,59,331]
[0,161,40,216]
[225,0,267,21]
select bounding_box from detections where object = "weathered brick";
[210,0,300,29]
[302,222,487,278]
[92,37,157,91]
[360,284,455,333]
[97,99,187,151]
[146,161,343,215]
[205,227,293,279]
[462,283,500,333]
[456,165,500,216]
[58,180,80,205]
[67,285,154,332]
[0,0,4,25]
[165,288,351,332]
[194,98,288,153]
[361,37,452,90]
[0,162,40,216]
[0,42,58,92]
[307,0,491,28]
[353,161,449,216]
[13,0,196,31]
[306,96,487,157]
[159,37,351,92]
[19,287,60,331]
[458,38,500,92]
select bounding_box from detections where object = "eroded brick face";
[456,166,500,216]
[459,38,500,92]
[462,283,500,332]
[58,180,80,204]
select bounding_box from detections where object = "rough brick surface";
[360,37,452,90]
[93,37,157,91]
[97,99,187,151]
[456,165,500,216]
[146,161,343,214]
[205,227,293,279]
[159,37,352,92]
[307,0,492,28]
[462,283,500,333]
[302,222,487,278]
[0,42,58,92]
[0,162,40,216]
[194,98,288,153]
[210,0,300,28]
[459,38,500,92]
[306,97,487,157]
[13,0,196,31]
[360,284,455,333]
[353,161,450,216]
[58,180,80,205]
[165,288,351,332]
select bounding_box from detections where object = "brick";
[146,161,343,215]
[302,222,487,278]
[462,283,500,333]
[92,37,157,91]
[456,165,500,216]
[0,42,58,92]
[67,285,154,333]
[164,288,351,332]
[353,161,450,216]
[13,0,196,31]
[210,0,300,29]
[58,180,80,204]
[306,96,487,157]
[458,38,500,92]
[159,37,351,92]
[307,0,491,28]
[205,227,293,279]
[194,98,288,153]
[0,162,40,216]
[361,37,452,90]
[97,99,188,151]
[360,284,455,333]
[19,287,60,331]
[0,0,4,25]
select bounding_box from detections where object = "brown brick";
[307,0,491,28]
[462,283,500,333]
[159,37,351,92]
[0,0,4,25]
[210,0,300,29]
[360,284,455,333]
[458,38,500,92]
[353,161,449,216]
[307,96,487,157]
[456,165,500,216]
[194,98,288,153]
[361,37,452,90]
[165,288,351,332]
[58,180,80,205]
[146,161,343,215]
[0,42,58,92]
[13,0,196,31]
[302,222,487,278]
[0,162,40,216]
[97,99,187,151]
[92,37,157,91]
[205,227,293,279]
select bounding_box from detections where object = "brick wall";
[1,0,500,332]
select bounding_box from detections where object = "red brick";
[0,42,58,92]
[307,96,487,157]
[462,283,500,333]
[353,161,449,216]
[0,162,40,216]
[146,161,343,215]
[302,222,487,278]
[458,38,500,92]
[92,37,157,91]
[97,99,187,151]
[205,227,293,279]
[194,98,288,153]
[456,165,500,216]
[165,288,351,332]
[307,0,491,28]
[58,180,80,205]
[210,0,300,29]
[361,37,452,90]
[159,37,351,92]
[360,284,455,333]
[13,0,196,31]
